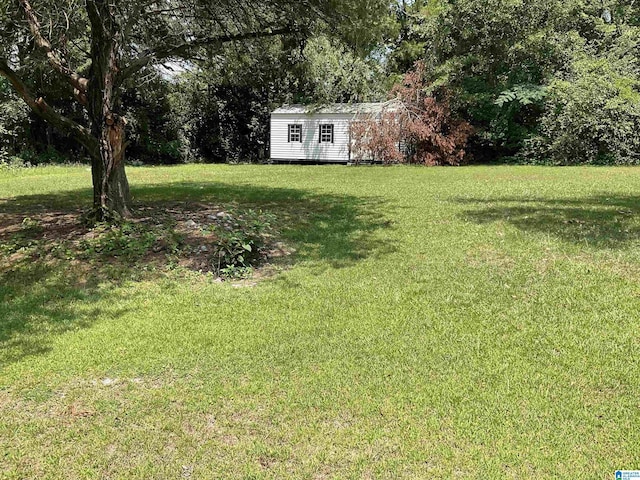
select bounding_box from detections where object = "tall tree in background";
[0,0,390,220]
[171,32,390,164]
[388,0,562,157]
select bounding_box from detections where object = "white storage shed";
[270,103,385,163]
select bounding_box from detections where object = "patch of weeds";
[49,243,78,261]
[0,236,41,257]
[0,156,33,171]
[206,209,276,277]
[0,203,282,284]
[0,217,45,257]
[219,265,254,279]
[21,217,42,233]
[79,222,159,261]
[161,229,186,255]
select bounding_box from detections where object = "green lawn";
[1,164,640,479]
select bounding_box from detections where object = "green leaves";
[495,85,548,108]
[386,0,640,162]
[301,35,386,104]
[534,51,640,165]
[208,209,276,276]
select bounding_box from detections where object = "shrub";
[19,147,77,166]
[208,210,275,275]
[0,156,32,170]
[350,62,473,166]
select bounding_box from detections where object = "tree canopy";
[0,0,393,219]
[389,0,640,162]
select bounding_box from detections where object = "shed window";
[288,124,302,143]
[319,124,334,144]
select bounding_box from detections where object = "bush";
[207,209,275,275]
[350,62,472,166]
[19,147,77,165]
[0,155,32,170]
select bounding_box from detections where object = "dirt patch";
[0,201,293,283]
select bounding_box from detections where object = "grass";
[1,164,640,479]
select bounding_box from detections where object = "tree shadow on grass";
[0,181,394,368]
[456,194,640,249]
[131,181,395,265]
[0,262,132,367]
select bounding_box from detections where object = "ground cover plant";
[1,164,640,478]
[0,201,281,281]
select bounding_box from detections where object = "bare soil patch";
[0,201,292,282]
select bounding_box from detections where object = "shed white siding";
[270,113,353,163]
[270,103,390,163]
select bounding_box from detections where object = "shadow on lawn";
[457,194,640,248]
[0,263,131,366]
[0,181,393,367]
[131,181,395,265]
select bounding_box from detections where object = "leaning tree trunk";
[86,0,131,223]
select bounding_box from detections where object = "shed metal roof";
[272,102,392,115]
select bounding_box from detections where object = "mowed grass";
[1,164,640,479]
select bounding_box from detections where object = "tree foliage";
[0,77,29,163]
[387,0,640,163]
[166,31,388,164]
[531,31,640,164]
[3,0,640,171]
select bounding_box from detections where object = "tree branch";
[118,26,297,82]
[19,0,89,102]
[0,59,98,158]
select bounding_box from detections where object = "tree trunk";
[90,114,130,221]
[86,0,131,223]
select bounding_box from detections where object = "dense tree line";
[1,1,640,209]
[391,0,640,164]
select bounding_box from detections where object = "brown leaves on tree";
[350,62,472,166]
[350,111,406,165]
